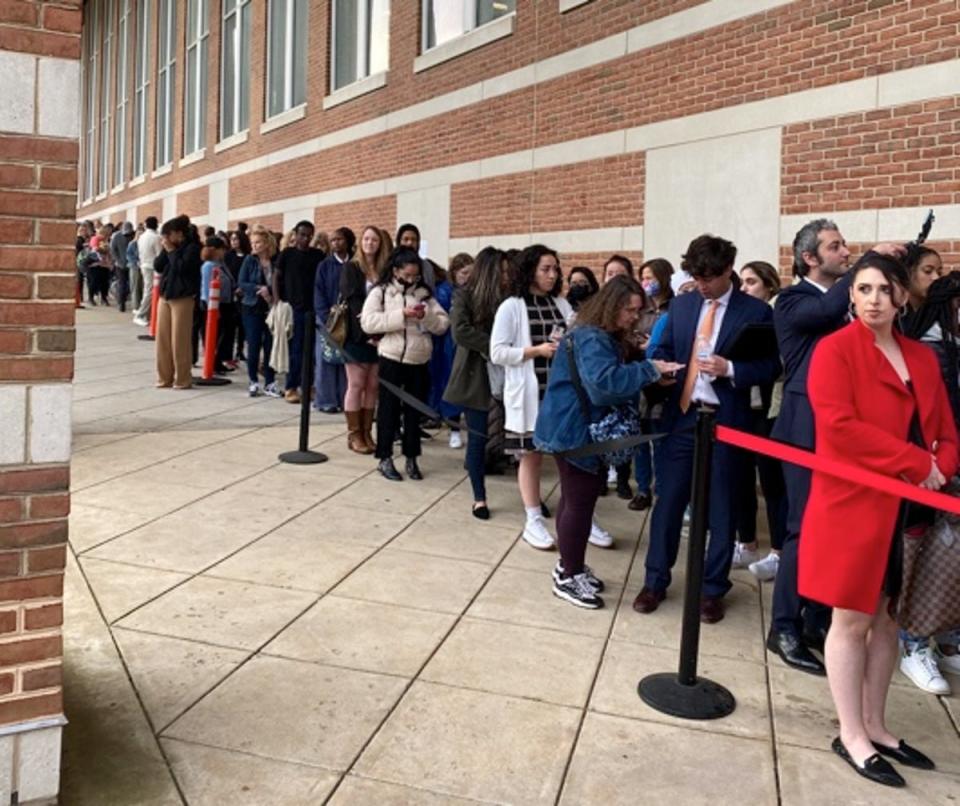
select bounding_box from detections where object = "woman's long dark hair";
[466,246,506,326]
[574,275,646,349]
[906,272,960,425]
[376,247,432,296]
[512,244,562,297]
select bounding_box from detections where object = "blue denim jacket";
[534,326,661,472]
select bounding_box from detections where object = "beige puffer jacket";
[360,279,449,365]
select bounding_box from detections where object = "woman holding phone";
[361,247,449,481]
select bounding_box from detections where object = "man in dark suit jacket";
[635,235,781,624]
[767,220,906,674]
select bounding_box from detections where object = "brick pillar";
[0,0,81,802]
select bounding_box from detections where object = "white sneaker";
[449,431,463,449]
[732,543,762,569]
[522,517,556,550]
[606,466,617,486]
[263,382,282,398]
[588,520,614,548]
[748,551,780,582]
[900,646,952,695]
[248,382,261,397]
[133,315,148,327]
[935,647,960,676]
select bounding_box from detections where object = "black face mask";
[567,284,594,307]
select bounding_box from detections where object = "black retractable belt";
[314,320,666,459]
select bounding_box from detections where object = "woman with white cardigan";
[491,245,614,550]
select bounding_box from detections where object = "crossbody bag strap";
[564,338,595,426]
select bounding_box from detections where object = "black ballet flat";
[831,737,905,788]
[872,740,935,770]
[472,504,490,521]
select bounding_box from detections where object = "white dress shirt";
[692,285,736,406]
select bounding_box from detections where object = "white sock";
[525,506,541,523]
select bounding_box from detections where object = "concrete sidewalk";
[62,307,960,804]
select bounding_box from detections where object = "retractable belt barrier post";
[139,270,161,341]
[196,268,231,387]
[637,416,960,722]
[638,407,737,720]
[279,314,328,464]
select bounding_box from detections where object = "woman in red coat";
[801,252,958,788]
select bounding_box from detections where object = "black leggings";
[376,357,430,460]
[556,457,605,575]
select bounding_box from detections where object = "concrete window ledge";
[214,130,249,154]
[179,148,206,167]
[559,0,591,11]
[110,182,126,194]
[414,13,515,73]
[323,71,388,110]
[259,104,307,135]
[128,175,146,187]
[151,164,173,179]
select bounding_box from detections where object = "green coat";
[442,288,493,411]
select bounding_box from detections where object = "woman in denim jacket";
[535,275,682,609]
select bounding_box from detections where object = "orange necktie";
[679,300,719,413]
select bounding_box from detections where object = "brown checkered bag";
[897,502,960,637]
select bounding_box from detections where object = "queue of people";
[78,211,960,789]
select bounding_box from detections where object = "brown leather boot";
[346,411,372,454]
[361,408,377,453]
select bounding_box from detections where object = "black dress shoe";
[378,458,403,481]
[628,492,652,511]
[616,479,632,500]
[802,626,828,653]
[405,458,423,480]
[540,501,551,518]
[872,740,935,770]
[766,631,826,676]
[472,504,490,520]
[832,737,906,788]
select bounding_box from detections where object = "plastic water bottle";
[696,336,713,381]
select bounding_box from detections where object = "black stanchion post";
[637,406,736,719]
[279,313,328,465]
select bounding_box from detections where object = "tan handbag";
[897,496,960,636]
[324,298,348,347]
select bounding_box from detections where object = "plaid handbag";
[897,491,960,636]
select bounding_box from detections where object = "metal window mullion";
[284,0,294,109]
[359,0,369,81]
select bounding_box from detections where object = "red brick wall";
[0,0,78,738]
[177,185,209,219]
[77,1,960,270]
[782,98,960,214]
[451,154,644,237]
[312,197,397,240]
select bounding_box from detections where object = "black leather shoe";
[802,626,828,653]
[832,737,906,788]
[472,504,490,520]
[766,631,826,676]
[872,740,935,770]
[540,501,551,518]
[378,458,403,482]
[405,458,423,480]
[616,479,632,500]
[628,492,652,511]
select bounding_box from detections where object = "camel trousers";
[156,296,195,388]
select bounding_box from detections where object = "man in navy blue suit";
[635,235,781,624]
[766,220,905,674]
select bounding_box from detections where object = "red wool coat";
[799,320,959,613]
